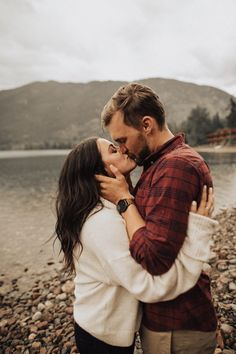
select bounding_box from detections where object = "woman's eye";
[110,145,118,153]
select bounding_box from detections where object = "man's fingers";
[95,174,112,182]
[95,166,124,181]
[110,164,124,180]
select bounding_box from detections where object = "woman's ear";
[141,116,153,135]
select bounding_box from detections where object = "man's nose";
[119,145,128,154]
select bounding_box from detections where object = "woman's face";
[97,138,137,177]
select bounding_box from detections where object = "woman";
[55,137,216,354]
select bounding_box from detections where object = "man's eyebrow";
[114,138,125,143]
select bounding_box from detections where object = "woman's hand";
[190,185,214,217]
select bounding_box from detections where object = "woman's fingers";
[194,185,215,217]
[206,187,215,216]
[190,201,197,213]
[199,185,207,210]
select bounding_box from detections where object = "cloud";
[0,0,235,95]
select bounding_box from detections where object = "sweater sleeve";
[86,210,217,303]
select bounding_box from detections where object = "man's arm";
[97,159,204,276]
[129,158,202,275]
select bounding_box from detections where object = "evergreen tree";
[225,98,236,128]
[211,113,224,131]
[181,106,212,146]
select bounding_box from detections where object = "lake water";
[0,151,236,290]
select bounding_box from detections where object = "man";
[96,83,217,354]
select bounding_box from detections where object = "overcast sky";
[0,0,235,95]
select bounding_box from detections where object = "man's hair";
[101,83,165,129]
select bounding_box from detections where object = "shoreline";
[194,145,236,153]
[1,206,236,353]
[0,145,235,159]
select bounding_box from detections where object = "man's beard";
[135,144,151,166]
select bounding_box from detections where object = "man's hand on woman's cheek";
[95,165,133,204]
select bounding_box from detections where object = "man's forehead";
[108,114,127,141]
[109,112,125,128]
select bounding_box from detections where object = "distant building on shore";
[207,128,236,146]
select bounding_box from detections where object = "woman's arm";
[85,209,217,303]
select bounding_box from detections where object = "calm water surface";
[0,151,236,287]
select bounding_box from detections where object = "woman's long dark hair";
[55,137,108,274]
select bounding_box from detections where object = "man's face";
[107,110,151,165]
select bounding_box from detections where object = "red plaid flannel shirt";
[130,134,217,331]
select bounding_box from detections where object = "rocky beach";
[0,207,236,354]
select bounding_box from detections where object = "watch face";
[117,199,128,213]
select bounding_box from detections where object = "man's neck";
[149,127,174,153]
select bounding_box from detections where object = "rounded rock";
[45,300,53,308]
[56,293,67,301]
[221,323,234,335]
[37,303,45,311]
[28,333,37,341]
[62,281,74,294]
[32,311,42,321]
[228,282,236,291]
[31,341,41,349]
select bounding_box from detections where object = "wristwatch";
[116,198,134,214]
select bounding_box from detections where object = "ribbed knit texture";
[73,199,216,346]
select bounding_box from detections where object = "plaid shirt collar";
[142,133,185,170]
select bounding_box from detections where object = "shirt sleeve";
[129,158,202,275]
[85,209,216,303]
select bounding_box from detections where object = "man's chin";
[135,146,151,166]
[128,155,140,167]
[135,158,144,166]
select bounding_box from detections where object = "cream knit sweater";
[73,198,217,347]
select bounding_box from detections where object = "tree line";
[169,98,236,146]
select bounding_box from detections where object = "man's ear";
[141,116,154,135]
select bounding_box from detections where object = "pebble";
[210,207,236,352]
[31,341,41,349]
[0,207,235,352]
[56,293,67,301]
[28,333,37,341]
[62,280,74,293]
[38,303,46,311]
[45,300,53,308]
[40,348,47,354]
[32,311,42,321]
[214,349,222,354]
[228,282,236,291]
[221,324,235,335]
[30,325,38,333]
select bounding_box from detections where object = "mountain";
[0,78,233,149]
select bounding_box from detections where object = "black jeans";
[74,322,135,354]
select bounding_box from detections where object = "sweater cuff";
[182,212,218,261]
